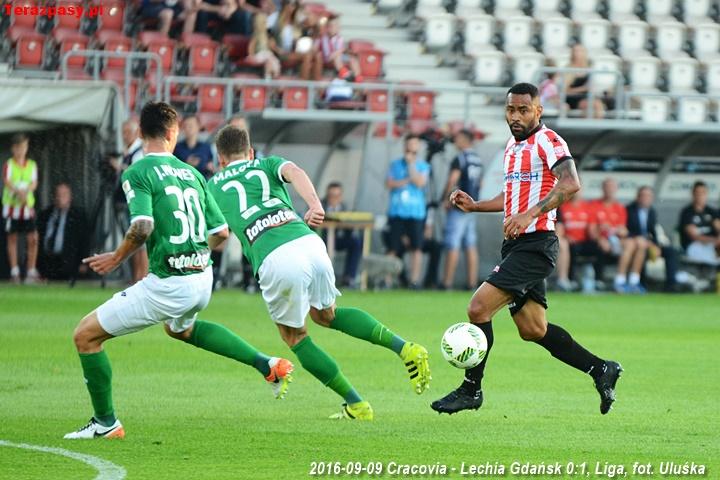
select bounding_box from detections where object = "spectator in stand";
[440,129,484,290]
[564,44,606,119]
[139,0,198,36]
[37,183,89,281]
[385,134,430,289]
[273,0,313,79]
[592,178,630,292]
[2,133,39,284]
[678,181,720,265]
[624,186,679,292]
[538,60,561,112]
[246,13,282,78]
[310,16,361,82]
[555,191,599,291]
[174,115,215,178]
[321,182,363,288]
[192,0,248,35]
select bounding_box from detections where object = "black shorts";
[4,217,37,234]
[388,217,424,252]
[485,231,559,316]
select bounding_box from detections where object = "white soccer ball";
[441,322,487,369]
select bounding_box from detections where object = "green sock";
[79,351,116,427]
[331,307,406,354]
[291,336,362,404]
[186,320,271,376]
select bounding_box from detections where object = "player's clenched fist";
[83,252,121,275]
[304,205,325,227]
[450,189,476,212]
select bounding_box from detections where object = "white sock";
[628,272,640,285]
[614,274,626,286]
[10,266,19,276]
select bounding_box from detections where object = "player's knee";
[518,323,546,341]
[73,322,94,351]
[310,307,334,328]
[164,323,191,341]
[467,301,491,324]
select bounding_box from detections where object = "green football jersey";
[207,155,315,274]
[121,152,227,278]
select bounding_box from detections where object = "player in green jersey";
[64,103,293,440]
[208,125,431,421]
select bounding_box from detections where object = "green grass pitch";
[1,285,718,479]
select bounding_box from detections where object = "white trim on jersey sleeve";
[208,223,228,235]
[277,161,294,183]
[130,215,154,224]
[537,130,571,170]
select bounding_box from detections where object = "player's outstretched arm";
[208,227,230,249]
[451,189,503,213]
[280,162,325,227]
[83,219,154,275]
[503,159,580,239]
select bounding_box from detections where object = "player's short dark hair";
[455,128,474,142]
[507,82,539,99]
[215,125,251,158]
[183,114,199,124]
[327,181,342,191]
[692,181,707,192]
[11,133,29,145]
[404,133,421,144]
[139,101,179,140]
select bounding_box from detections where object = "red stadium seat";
[101,68,138,111]
[14,30,44,67]
[95,0,124,32]
[197,112,225,133]
[96,30,132,69]
[283,87,309,110]
[11,0,37,28]
[53,28,89,68]
[356,49,384,79]
[138,31,176,74]
[348,39,375,53]
[242,85,267,111]
[198,84,225,113]
[406,90,435,120]
[55,1,84,30]
[65,68,92,80]
[182,33,219,75]
[367,89,389,112]
[221,34,248,62]
[180,32,215,46]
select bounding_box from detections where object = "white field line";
[0,440,126,480]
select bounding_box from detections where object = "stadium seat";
[198,84,226,113]
[569,0,600,20]
[96,1,125,32]
[502,16,534,54]
[472,50,506,85]
[185,36,219,76]
[242,85,267,111]
[540,17,572,58]
[422,13,455,49]
[655,21,688,60]
[53,28,89,68]
[454,0,482,18]
[532,0,563,19]
[667,57,699,92]
[138,32,176,74]
[96,30,131,70]
[494,0,524,17]
[55,1,84,31]
[11,0,37,29]
[65,68,92,80]
[462,14,495,53]
[645,0,675,24]
[406,90,435,120]
[197,112,225,133]
[616,20,650,57]
[282,84,309,110]
[590,54,623,93]
[415,0,446,20]
[628,55,661,91]
[683,0,712,23]
[692,22,720,61]
[639,96,670,122]
[704,59,720,94]
[367,89,389,112]
[221,34,249,63]
[12,29,44,68]
[677,97,708,123]
[356,49,385,79]
[606,0,639,22]
[512,51,544,83]
[579,18,612,54]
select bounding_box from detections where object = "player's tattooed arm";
[529,159,581,218]
[83,219,154,275]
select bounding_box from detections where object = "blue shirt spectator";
[174,115,215,179]
[386,156,430,220]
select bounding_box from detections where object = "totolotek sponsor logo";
[166,250,211,271]
[245,209,298,244]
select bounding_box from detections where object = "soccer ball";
[441,323,488,369]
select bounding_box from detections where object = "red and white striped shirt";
[502,124,571,234]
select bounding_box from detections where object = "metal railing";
[61,50,163,114]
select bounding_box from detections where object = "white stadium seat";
[473,50,507,85]
[677,97,708,123]
[703,59,720,94]
[607,0,638,22]
[463,14,495,50]
[684,0,712,23]
[693,22,720,61]
[494,0,524,17]
[533,0,563,19]
[640,96,671,122]
[541,17,572,57]
[502,15,535,54]
[569,0,600,20]
[511,51,545,83]
[415,0,445,19]
[590,54,623,93]
[617,20,650,57]
[423,13,455,49]
[655,21,688,60]
[455,0,483,17]
[667,57,699,93]
[376,0,404,9]
[645,0,675,23]
[579,18,612,54]
[628,55,661,91]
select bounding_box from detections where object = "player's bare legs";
[466,247,478,288]
[615,237,637,292]
[26,230,39,280]
[6,232,19,282]
[442,249,460,288]
[431,282,510,414]
[513,299,623,414]
[555,234,572,291]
